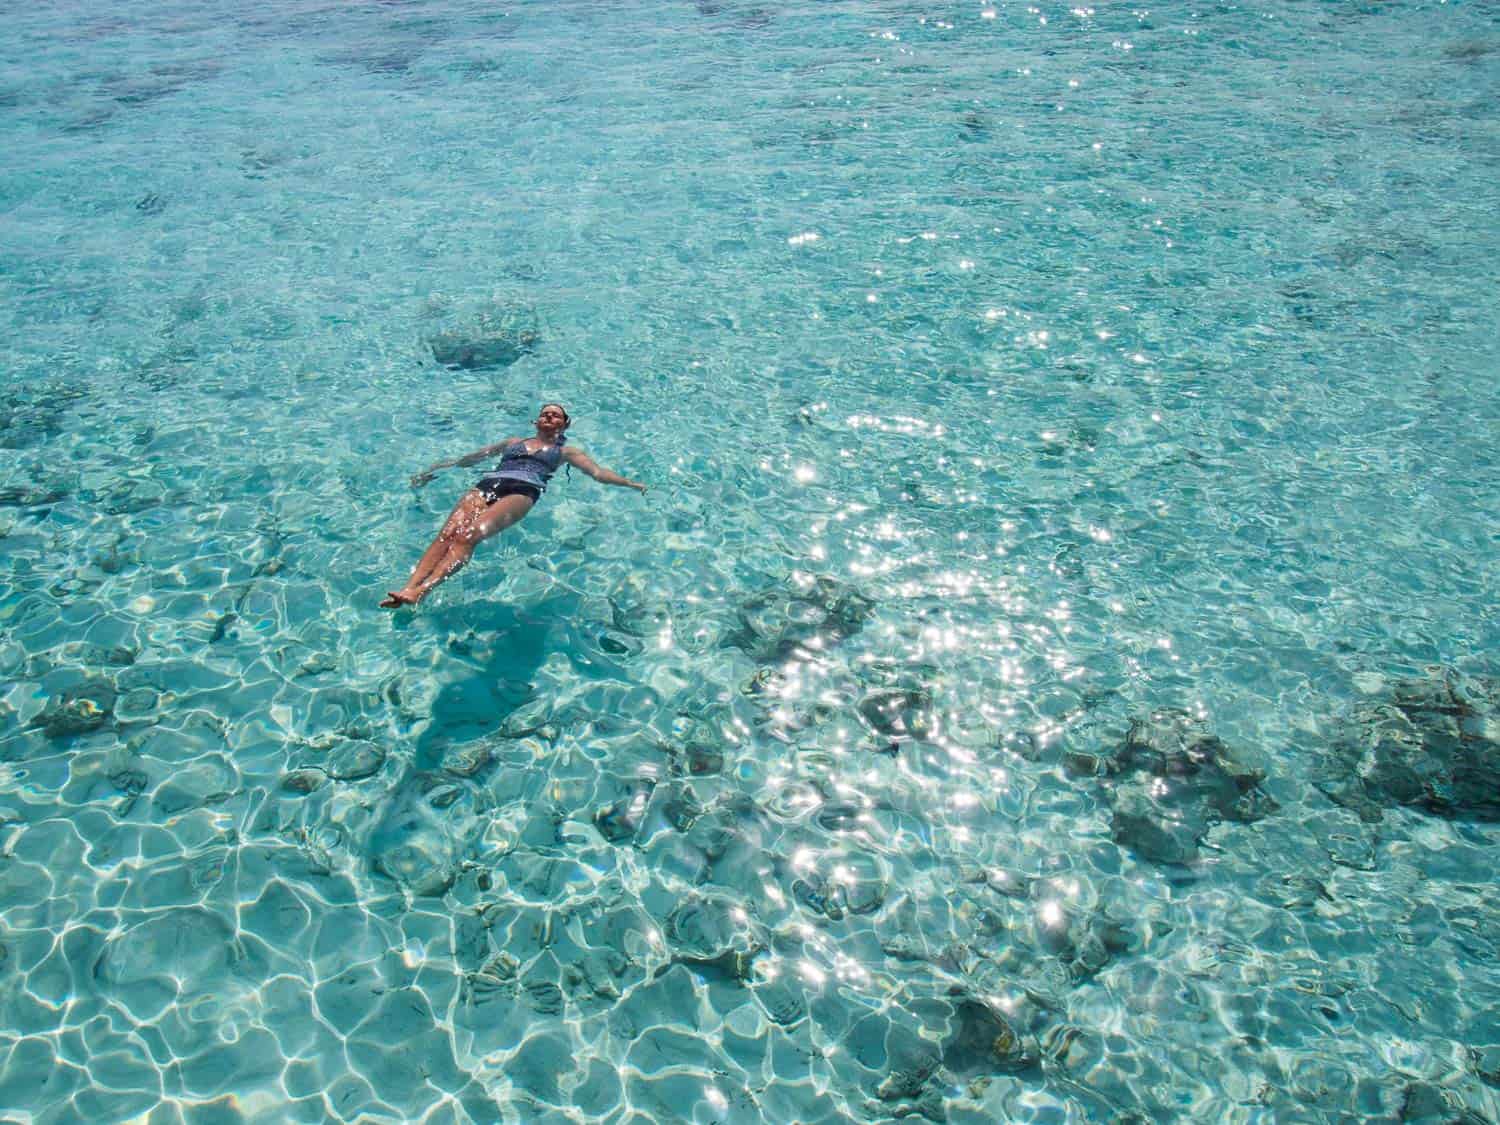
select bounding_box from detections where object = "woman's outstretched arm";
[563,447,647,492]
[410,439,515,488]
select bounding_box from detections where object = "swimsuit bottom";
[476,477,541,505]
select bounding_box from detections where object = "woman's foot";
[380,590,417,609]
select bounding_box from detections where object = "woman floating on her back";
[381,403,645,608]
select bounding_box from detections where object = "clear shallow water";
[2,0,1499,1120]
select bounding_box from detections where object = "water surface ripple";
[2,0,1498,1121]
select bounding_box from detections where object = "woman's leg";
[382,490,491,607]
[404,492,536,603]
[409,492,488,587]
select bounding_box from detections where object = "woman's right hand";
[410,470,435,489]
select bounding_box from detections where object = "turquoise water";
[2,0,1499,1119]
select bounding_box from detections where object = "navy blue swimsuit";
[476,438,564,504]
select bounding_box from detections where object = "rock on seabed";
[1316,669,1500,822]
[1068,709,1277,865]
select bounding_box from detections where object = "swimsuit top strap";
[505,435,564,454]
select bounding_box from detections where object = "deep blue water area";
[2,0,1499,1121]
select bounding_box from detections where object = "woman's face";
[537,405,568,430]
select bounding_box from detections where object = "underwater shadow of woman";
[409,601,556,770]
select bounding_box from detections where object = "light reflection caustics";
[5,0,1498,1119]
